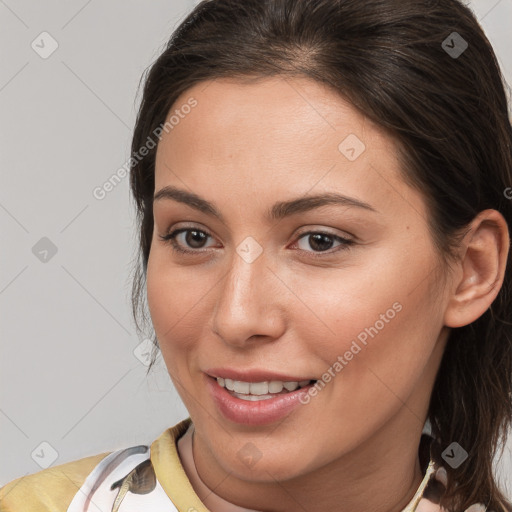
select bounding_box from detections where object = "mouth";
[205,373,318,425]
[209,375,317,401]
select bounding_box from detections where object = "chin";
[219,446,312,483]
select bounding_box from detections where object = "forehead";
[153,76,421,222]
[156,76,381,166]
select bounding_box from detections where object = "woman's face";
[147,76,451,482]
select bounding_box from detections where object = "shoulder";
[0,451,111,512]
[0,443,156,512]
[0,418,193,512]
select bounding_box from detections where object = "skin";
[146,76,509,512]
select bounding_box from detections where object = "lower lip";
[206,375,315,426]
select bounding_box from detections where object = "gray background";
[1,0,511,499]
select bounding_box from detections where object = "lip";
[205,367,315,382]
[205,374,315,426]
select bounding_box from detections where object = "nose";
[210,246,286,348]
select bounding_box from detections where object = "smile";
[206,375,318,425]
[216,377,314,401]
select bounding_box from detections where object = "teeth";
[232,392,275,401]
[233,380,250,394]
[268,381,284,393]
[250,382,271,395]
[216,377,312,395]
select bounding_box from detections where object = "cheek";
[282,256,412,354]
[147,246,190,331]
[146,253,175,337]
[289,270,440,456]
[146,248,214,364]
[289,246,441,391]
[146,271,194,389]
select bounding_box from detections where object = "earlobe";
[444,209,510,328]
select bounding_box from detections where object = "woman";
[1,0,511,511]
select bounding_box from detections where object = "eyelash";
[158,227,355,258]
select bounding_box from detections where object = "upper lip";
[205,367,316,382]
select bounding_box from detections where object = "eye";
[293,231,355,256]
[158,227,216,254]
[158,227,355,257]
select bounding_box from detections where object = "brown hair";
[129,0,512,509]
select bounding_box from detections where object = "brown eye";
[295,231,354,255]
[158,228,215,254]
[182,229,209,249]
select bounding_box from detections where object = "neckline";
[177,422,260,512]
[151,417,438,512]
[150,417,211,512]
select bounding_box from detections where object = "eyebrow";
[153,185,378,222]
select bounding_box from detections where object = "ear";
[444,209,510,328]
